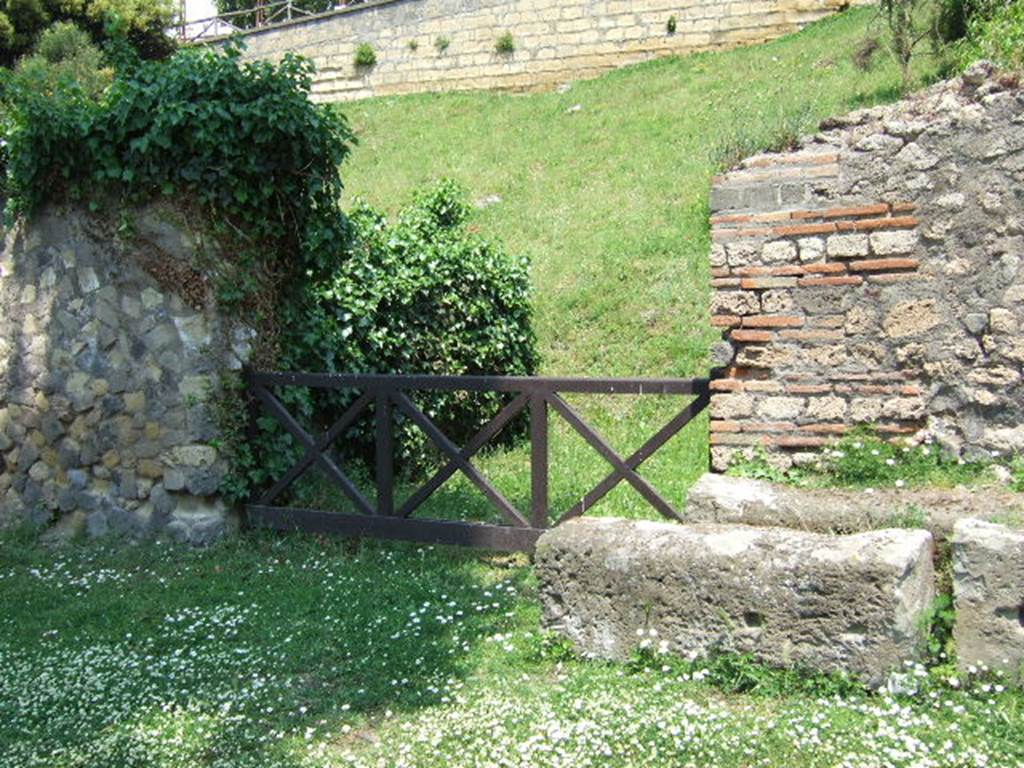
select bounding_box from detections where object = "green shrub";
[956,0,1024,69]
[7,21,111,98]
[435,35,450,54]
[274,179,539,476]
[354,42,376,68]
[495,32,515,54]
[667,14,677,34]
[936,0,1009,43]
[2,43,353,312]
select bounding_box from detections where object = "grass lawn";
[1,532,1022,767]
[9,11,1014,768]
[312,6,944,523]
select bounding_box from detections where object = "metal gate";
[246,370,710,552]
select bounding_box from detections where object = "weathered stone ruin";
[708,64,1024,471]
[0,204,250,543]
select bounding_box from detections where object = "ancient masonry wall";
[708,67,1024,471]
[216,0,858,102]
[0,205,250,543]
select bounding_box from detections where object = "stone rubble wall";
[535,516,935,686]
[0,205,250,544]
[214,0,860,102]
[708,66,1024,471]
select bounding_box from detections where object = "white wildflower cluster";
[1,541,1021,768]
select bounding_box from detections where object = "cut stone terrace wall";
[217,0,859,102]
[0,205,251,544]
[708,65,1024,471]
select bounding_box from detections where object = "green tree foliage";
[956,0,1024,69]
[0,0,175,65]
[8,21,111,96]
[213,0,335,29]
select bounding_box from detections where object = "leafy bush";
[956,0,1024,69]
[435,35,450,54]
[6,21,111,98]
[221,181,538,502]
[354,42,376,68]
[3,42,353,313]
[273,179,539,477]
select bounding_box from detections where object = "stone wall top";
[214,0,862,101]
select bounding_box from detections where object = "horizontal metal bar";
[250,370,709,395]
[247,506,544,553]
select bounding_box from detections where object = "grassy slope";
[322,8,936,521]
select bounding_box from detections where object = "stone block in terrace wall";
[0,204,250,544]
[953,518,1024,680]
[213,0,863,102]
[535,516,935,686]
[707,66,1024,471]
[685,472,1024,544]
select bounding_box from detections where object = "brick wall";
[212,0,859,102]
[708,67,1024,470]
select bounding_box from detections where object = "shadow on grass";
[0,529,533,766]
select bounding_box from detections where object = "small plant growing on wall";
[408,38,419,52]
[354,42,377,68]
[435,35,450,54]
[667,15,677,34]
[495,32,515,54]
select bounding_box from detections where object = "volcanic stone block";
[535,517,935,686]
[685,473,1021,544]
[953,518,1024,679]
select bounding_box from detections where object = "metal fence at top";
[175,1,364,43]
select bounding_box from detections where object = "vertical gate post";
[530,393,548,529]
[375,391,394,515]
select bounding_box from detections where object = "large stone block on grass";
[953,518,1024,680]
[535,517,935,686]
